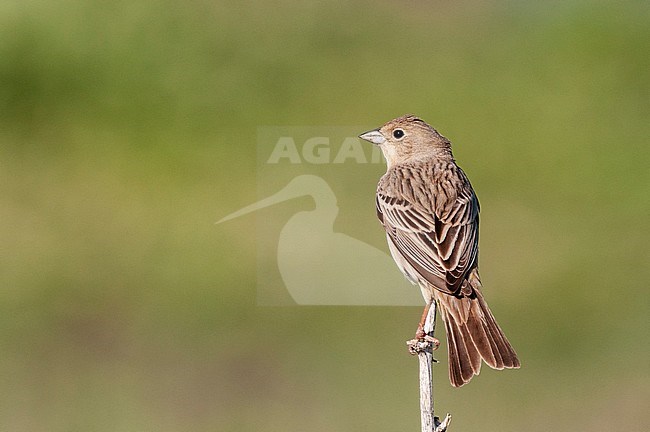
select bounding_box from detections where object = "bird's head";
[358,115,452,168]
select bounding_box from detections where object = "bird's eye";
[393,129,405,139]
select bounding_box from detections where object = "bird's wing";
[376,179,479,297]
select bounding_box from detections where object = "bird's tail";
[436,289,520,387]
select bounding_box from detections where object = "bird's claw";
[406,337,440,359]
[424,335,440,349]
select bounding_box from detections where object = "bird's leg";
[414,300,440,347]
[407,300,440,355]
[415,301,431,339]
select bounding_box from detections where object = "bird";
[359,115,520,387]
[217,174,423,306]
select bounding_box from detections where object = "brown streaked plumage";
[359,115,520,387]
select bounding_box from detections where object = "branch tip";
[434,413,452,432]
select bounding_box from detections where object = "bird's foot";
[415,324,440,348]
[406,336,440,357]
[425,335,440,349]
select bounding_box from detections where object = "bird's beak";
[358,129,386,145]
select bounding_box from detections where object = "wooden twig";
[406,302,452,432]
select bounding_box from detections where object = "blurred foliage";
[0,0,648,431]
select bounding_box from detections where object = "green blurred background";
[1,0,648,431]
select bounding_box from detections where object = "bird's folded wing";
[376,188,479,296]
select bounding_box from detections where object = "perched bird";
[359,115,520,387]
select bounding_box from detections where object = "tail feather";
[436,290,520,387]
[477,292,519,369]
[443,315,480,386]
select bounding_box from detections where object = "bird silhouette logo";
[218,174,423,306]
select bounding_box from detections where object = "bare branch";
[406,302,452,432]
